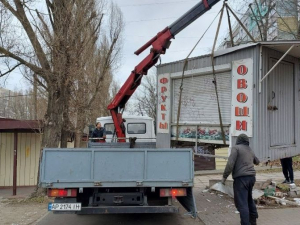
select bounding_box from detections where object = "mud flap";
[176,187,197,218]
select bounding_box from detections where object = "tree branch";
[35,9,53,48]
[36,9,52,38]
[45,0,54,28]
[0,0,17,16]
[0,46,45,76]
[12,0,51,71]
[87,38,118,108]
[0,62,22,77]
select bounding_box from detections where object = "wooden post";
[13,131,18,196]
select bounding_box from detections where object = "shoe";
[282,179,290,184]
[290,180,294,184]
[250,214,258,225]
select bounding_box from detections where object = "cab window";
[127,123,146,134]
[104,123,115,135]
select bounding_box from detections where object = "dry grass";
[263,155,300,170]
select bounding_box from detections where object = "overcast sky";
[114,0,227,86]
[0,0,240,91]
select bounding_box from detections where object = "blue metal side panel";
[146,151,191,181]
[93,151,145,181]
[43,150,92,181]
[40,148,194,188]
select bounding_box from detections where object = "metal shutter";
[172,72,232,124]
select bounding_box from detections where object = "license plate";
[48,203,81,211]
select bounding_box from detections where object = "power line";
[127,17,176,23]
[126,11,218,23]
[119,0,198,7]
[123,47,211,55]
[0,94,33,98]
[125,35,215,39]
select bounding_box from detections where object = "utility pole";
[8,90,11,118]
[33,73,37,120]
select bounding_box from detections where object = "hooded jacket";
[223,134,260,179]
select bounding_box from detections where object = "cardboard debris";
[267,196,300,206]
[294,198,300,205]
[252,189,264,200]
[210,182,263,200]
[210,182,234,198]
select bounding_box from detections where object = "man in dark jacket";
[222,134,260,225]
[92,122,106,142]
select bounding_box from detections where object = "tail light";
[48,189,77,197]
[160,188,187,197]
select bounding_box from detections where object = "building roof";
[214,40,300,58]
[157,40,300,69]
[0,118,42,131]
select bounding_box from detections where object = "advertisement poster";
[157,73,171,134]
[231,58,253,137]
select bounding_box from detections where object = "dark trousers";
[280,157,294,181]
[233,176,258,225]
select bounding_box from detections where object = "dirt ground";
[265,156,300,170]
[0,198,48,225]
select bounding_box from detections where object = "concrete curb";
[35,211,50,224]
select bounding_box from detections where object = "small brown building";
[0,118,42,188]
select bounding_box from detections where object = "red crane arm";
[107,0,220,142]
[107,28,173,141]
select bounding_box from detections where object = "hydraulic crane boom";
[107,0,221,142]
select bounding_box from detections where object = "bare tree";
[1,88,46,120]
[0,0,123,148]
[0,87,47,120]
[131,70,157,122]
[70,3,123,148]
[222,0,299,47]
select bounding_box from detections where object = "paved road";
[38,204,204,225]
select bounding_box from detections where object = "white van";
[96,116,156,142]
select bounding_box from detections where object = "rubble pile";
[209,179,300,208]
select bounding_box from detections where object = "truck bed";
[39,147,194,188]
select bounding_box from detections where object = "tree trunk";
[60,82,72,148]
[41,87,63,148]
[36,85,64,195]
[60,128,68,148]
[74,107,86,148]
[74,130,82,148]
[60,112,69,148]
